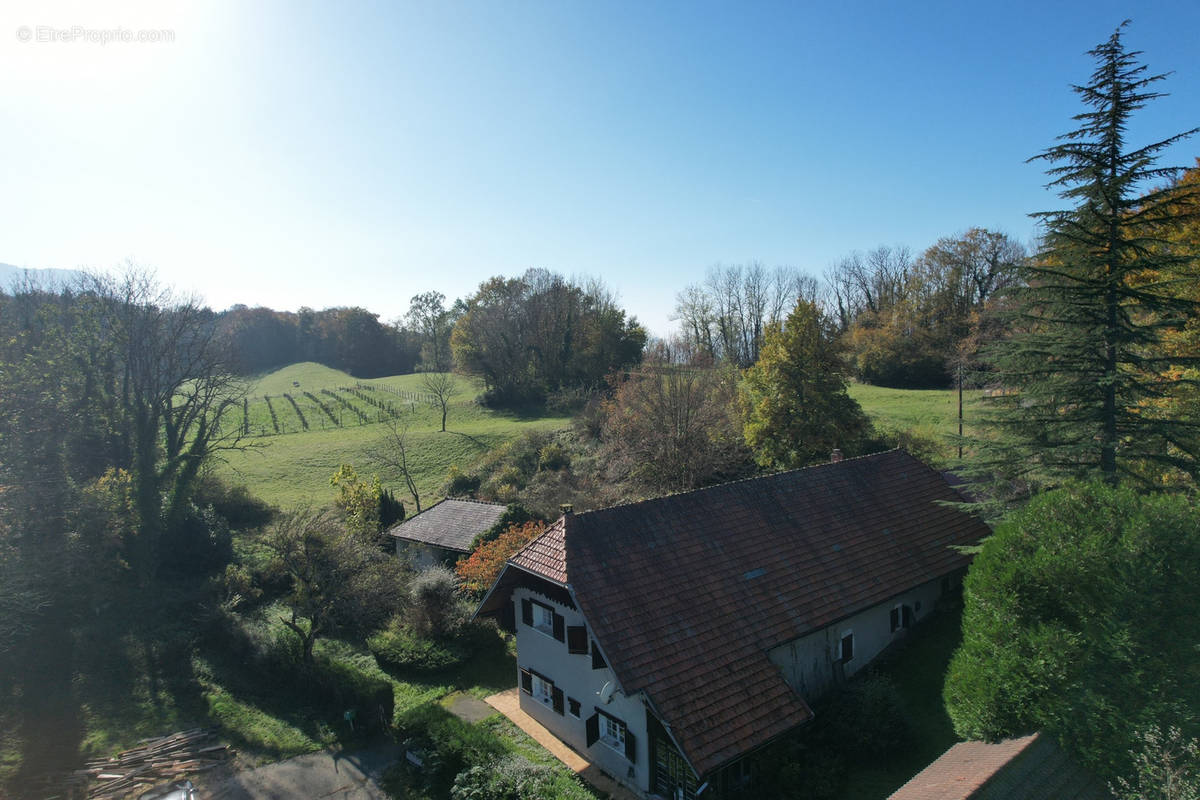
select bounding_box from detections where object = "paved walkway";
[205,741,401,800]
[485,689,642,800]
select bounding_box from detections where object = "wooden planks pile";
[79,729,230,799]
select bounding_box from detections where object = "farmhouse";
[387,498,506,569]
[476,449,990,799]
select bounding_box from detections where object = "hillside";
[217,363,570,510]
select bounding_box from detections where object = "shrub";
[824,673,911,758]
[445,466,481,497]
[396,704,507,792]
[456,521,546,594]
[537,442,570,472]
[409,567,466,636]
[368,615,497,674]
[451,754,594,800]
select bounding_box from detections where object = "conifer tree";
[980,22,1200,490]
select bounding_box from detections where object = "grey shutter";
[521,598,533,626]
[902,605,913,628]
[552,612,565,642]
[591,640,607,670]
[501,600,516,633]
[624,727,636,763]
[890,607,899,632]
[520,668,533,694]
[567,625,588,654]
[552,686,564,715]
[586,712,600,747]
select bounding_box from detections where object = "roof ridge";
[444,496,507,507]
[574,448,907,519]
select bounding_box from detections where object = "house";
[387,498,506,569]
[476,449,990,799]
[888,733,1113,800]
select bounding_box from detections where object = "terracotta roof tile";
[889,733,1114,800]
[387,498,506,552]
[510,518,568,584]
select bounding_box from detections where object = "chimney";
[560,503,573,516]
[830,449,844,463]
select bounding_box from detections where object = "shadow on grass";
[837,601,964,800]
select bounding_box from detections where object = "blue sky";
[1,1,1197,337]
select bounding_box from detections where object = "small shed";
[387,498,506,569]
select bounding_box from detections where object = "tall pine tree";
[980,22,1200,491]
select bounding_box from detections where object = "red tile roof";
[888,733,1113,800]
[510,518,568,584]
[890,736,1041,800]
[492,449,990,778]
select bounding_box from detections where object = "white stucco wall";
[512,585,651,795]
[768,575,954,700]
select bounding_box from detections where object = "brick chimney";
[830,449,844,463]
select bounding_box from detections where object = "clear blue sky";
[2,0,1197,337]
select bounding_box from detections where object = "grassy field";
[217,364,570,510]
[849,382,984,462]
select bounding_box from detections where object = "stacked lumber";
[77,729,230,799]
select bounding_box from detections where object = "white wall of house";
[768,576,952,700]
[511,585,652,796]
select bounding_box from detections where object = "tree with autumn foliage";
[456,520,546,594]
[740,299,872,469]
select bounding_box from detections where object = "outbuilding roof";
[481,449,990,779]
[888,733,1113,800]
[387,498,507,553]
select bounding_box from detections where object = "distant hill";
[0,263,88,292]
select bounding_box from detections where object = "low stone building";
[387,498,506,569]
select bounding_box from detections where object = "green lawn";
[839,606,964,799]
[218,364,569,510]
[849,382,985,464]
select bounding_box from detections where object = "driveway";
[205,741,401,800]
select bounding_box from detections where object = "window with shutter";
[552,686,564,715]
[520,668,533,694]
[902,605,913,628]
[521,598,533,626]
[552,612,565,642]
[568,697,581,718]
[595,709,629,757]
[890,606,900,633]
[840,632,854,662]
[624,728,637,763]
[567,625,588,654]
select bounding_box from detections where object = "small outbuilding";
[387,498,506,569]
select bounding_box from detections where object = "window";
[520,667,565,715]
[840,631,854,662]
[533,603,555,635]
[532,673,553,706]
[568,697,581,718]
[520,597,565,642]
[587,709,636,763]
[601,711,626,751]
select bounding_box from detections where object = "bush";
[445,466,481,497]
[537,443,571,472]
[824,673,910,758]
[368,616,497,673]
[409,566,465,636]
[396,705,507,793]
[451,754,594,800]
